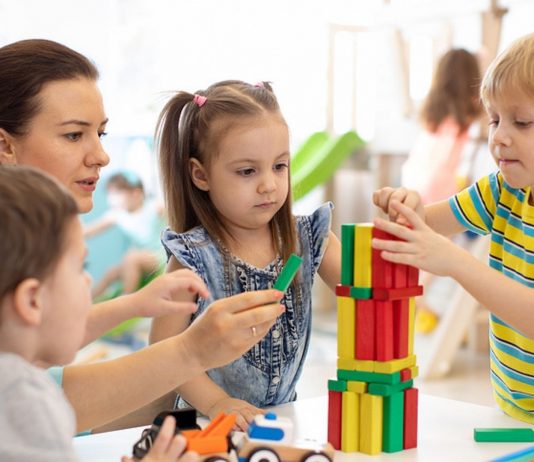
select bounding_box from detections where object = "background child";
[150,80,341,430]
[85,171,166,299]
[0,165,197,462]
[400,48,483,334]
[372,33,534,424]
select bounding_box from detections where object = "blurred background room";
[2,0,533,408]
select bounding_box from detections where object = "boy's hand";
[182,290,285,371]
[373,187,425,225]
[207,397,265,432]
[372,200,463,277]
[121,416,198,462]
[129,269,209,318]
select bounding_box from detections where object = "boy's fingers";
[150,416,175,454]
[391,201,425,229]
[167,435,189,459]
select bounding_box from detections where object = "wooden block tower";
[327,223,422,455]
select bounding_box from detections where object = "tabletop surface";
[73,394,534,462]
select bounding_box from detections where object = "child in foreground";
[372,33,534,424]
[150,80,341,430]
[0,165,197,462]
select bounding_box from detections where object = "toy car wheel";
[247,447,281,462]
[300,451,332,462]
[204,456,229,462]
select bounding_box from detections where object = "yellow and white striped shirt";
[450,171,534,424]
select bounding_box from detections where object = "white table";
[74,395,534,462]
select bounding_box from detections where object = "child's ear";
[12,279,44,326]
[189,158,210,191]
[0,129,17,165]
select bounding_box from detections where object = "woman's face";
[9,78,110,213]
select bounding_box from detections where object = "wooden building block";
[335,284,351,297]
[376,300,394,361]
[393,299,409,359]
[349,286,372,299]
[337,358,374,372]
[337,296,355,360]
[368,380,413,397]
[347,381,368,394]
[383,391,405,453]
[407,265,419,286]
[327,390,342,449]
[393,262,408,288]
[341,391,360,452]
[373,286,423,301]
[328,378,347,392]
[371,227,394,289]
[373,355,416,374]
[403,387,419,449]
[355,299,375,360]
[337,369,401,385]
[341,224,355,286]
[408,297,416,356]
[354,224,372,288]
[360,393,383,455]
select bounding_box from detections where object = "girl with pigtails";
[150,80,341,430]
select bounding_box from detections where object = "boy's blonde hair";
[481,33,534,103]
[0,166,78,301]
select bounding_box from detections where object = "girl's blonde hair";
[156,80,297,263]
[420,48,482,133]
[481,33,534,104]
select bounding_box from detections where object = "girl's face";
[8,78,109,213]
[192,114,290,236]
[486,90,534,198]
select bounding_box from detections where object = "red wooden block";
[400,368,412,382]
[393,299,409,358]
[407,266,419,286]
[327,390,342,450]
[393,263,408,288]
[335,284,351,297]
[404,387,419,449]
[373,286,423,301]
[355,299,375,360]
[375,300,394,361]
[372,228,394,289]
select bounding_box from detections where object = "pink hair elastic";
[193,94,207,107]
[255,82,265,88]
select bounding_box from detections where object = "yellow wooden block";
[341,391,360,452]
[409,365,419,379]
[408,297,415,355]
[354,224,372,288]
[337,297,355,360]
[347,381,368,394]
[337,358,374,372]
[360,393,383,455]
[374,355,417,374]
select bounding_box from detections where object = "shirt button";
[272,329,280,339]
[272,376,280,384]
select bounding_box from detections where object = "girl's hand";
[373,187,425,225]
[372,200,464,277]
[208,397,265,432]
[121,416,198,462]
[128,269,210,318]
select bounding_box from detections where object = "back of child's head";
[106,171,144,194]
[481,33,534,105]
[156,80,297,261]
[421,48,482,133]
[0,166,78,302]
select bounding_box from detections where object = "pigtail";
[155,92,195,232]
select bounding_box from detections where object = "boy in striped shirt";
[372,33,534,424]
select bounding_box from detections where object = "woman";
[0,38,283,433]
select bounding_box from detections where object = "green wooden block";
[368,380,413,397]
[383,391,404,453]
[349,286,372,299]
[337,369,401,385]
[327,379,347,392]
[341,224,355,286]
[273,253,303,292]
[474,428,534,443]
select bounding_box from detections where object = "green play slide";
[291,130,365,201]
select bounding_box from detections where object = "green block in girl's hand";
[274,253,303,292]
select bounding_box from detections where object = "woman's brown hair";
[420,48,482,133]
[156,80,297,263]
[0,39,99,136]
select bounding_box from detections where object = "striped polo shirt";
[449,171,534,424]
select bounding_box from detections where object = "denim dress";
[161,203,333,408]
